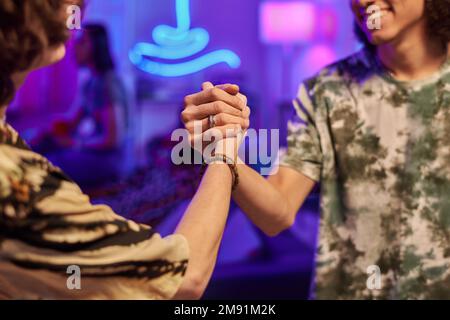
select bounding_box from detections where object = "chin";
[364,28,398,46]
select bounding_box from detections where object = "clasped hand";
[182,82,250,162]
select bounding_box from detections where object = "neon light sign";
[129,0,241,77]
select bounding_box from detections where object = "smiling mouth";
[359,6,393,23]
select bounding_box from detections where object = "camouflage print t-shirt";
[281,48,450,299]
[0,120,188,299]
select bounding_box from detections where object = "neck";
[0,105,6,121]
[377,22,448,81]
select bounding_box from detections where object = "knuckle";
[183,95,192,106]
[223,103,237,115]
[183,109,195,121]
[210,87,221,99]
[237,93,247,105]
[212,101,221,114]
[211,101,219,114]
[180,110,189,122]
[217,100,228,112]
[241,106,250,118]
[230,104,240,115]
[222,102,237,115]
[215,113,225,125]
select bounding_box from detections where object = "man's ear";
[38,44,67,69]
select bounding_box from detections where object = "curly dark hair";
[0,0,84,106]
[355,0,450,51]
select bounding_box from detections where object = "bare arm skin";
[173,163,233,299]
[232,164,316,236]
[174,82,243,299]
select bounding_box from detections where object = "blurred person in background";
[31,24,128,188]
[183,0,450,299]
[0,0,248,300]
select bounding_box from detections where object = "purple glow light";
[260,2,316,44]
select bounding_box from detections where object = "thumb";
[202,81,214,91]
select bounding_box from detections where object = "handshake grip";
[201,82,246,164]
[210,127,245,163]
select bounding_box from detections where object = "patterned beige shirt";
[0,121,189,299]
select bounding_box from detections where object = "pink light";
[299,45,337,77]
[260,2,317,44]
[318,7,339,41]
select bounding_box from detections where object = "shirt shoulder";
[302,49,378,99]
[0,122,32,150]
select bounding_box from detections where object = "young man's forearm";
[232,163,315,236]
[231,164,291,236]
[174,164,233,299]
